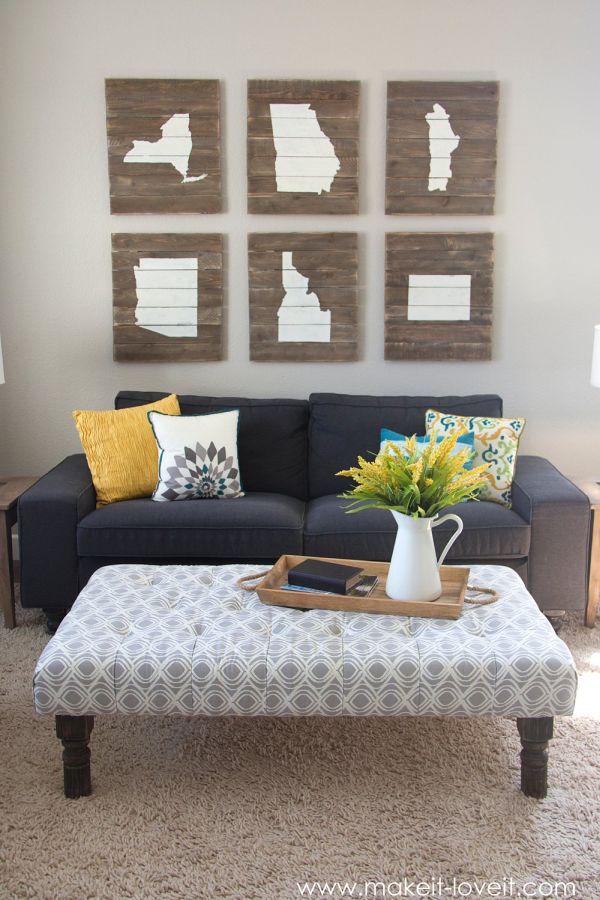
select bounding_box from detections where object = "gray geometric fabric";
[155,442,242,501]
[33,564,577,719]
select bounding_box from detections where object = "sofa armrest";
[511,455,590,611]
[18,454,96,611]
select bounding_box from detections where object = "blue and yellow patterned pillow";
[425,410,526,508]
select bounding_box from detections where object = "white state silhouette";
[425,103,460,192]
[123,113,207,184]
[277,252,331,342]
[408,274,471,321]
[134,258,198,338]
[270,103,340,193]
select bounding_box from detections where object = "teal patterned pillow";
[425,409,526,507]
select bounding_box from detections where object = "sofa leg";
[44,608,68,635]
[55,715,94,798]
[517,716,553,798]
[544,610,566,634]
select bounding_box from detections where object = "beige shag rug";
[1,599,599,900]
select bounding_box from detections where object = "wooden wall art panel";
[248,233,358,361]
[385,232,494,360]
[112,233,224,362]
[106,79,222,214]
[247,80,360,214]
[386,81,498,215]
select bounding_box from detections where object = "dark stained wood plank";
[386,282,493,308]
[386,138,497,159]
[251,305,357,325]
[386,232,493,253]
[248,137,359,159]
[112,251,222,271]
[108,155,221,176]
[249,249,358,272]
[113,288,224,309]
[250,342,358,363]
[386,307,493,326]
[114,324,222,345]
[110,177,222,197]
[249,268,356,289]
[110,195,223,214]
[112,233,223,252]
[249,156,359,177]
[248,232,357,252]
[248,98,359,119]
[248,80,360,101]
[114,343,223,363]
[112,267,223,292]
[386,157,496,178]
[249,194,358,215]
[106,114,220,135]
[386,177,495,197]
[385,341,491,361]
[106,78,219,102]
[387,97,499,119]
[248,175,357,196]
[387,118,496,140]
[114,306,223,326]
[250,285,357,306]
[387,81,499,100]
[251,323,356,342]
[248,115,358,140]
[385,196,495,215]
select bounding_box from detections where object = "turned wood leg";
[55,715,94,798]
[517,716,553,798]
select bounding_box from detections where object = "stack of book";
[282,559,378,599]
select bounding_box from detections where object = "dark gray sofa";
[19,391,590,627]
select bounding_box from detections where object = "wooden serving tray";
[255,555,469,620]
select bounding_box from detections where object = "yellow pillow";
[73,394,180,506]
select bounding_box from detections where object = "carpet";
[1,601,599,900]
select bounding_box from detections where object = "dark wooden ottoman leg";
[55,715,94,798]
[517,716,553,798]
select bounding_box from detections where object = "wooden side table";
[571,477,600,628]
[0,477,38,628]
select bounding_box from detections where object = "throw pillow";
[380,428,475,469]
[73,394,180,507]
[425,410,526,507]
[148,409,244,501]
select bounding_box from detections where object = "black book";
[287,559,363,595]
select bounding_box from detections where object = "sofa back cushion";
[116,392,309,500]
[308,393,503,499]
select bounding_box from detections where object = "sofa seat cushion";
[78,493,305,559]
[304,496,530,562]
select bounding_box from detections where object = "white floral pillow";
[425,409,525,508]
[148,410,243,501]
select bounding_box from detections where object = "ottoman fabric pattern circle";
[33,564,577,719]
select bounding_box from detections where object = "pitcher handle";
[432,513,464,568]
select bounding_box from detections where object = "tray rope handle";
[465,584,499,606]
[237,570,273,592]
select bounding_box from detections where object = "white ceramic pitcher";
[385,510,464,602]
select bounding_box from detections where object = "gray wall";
[1,0,599,476]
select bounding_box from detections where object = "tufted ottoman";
[33,563,577,799]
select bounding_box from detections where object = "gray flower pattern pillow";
[148,409,244,502]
